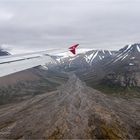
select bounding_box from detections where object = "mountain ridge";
[0,73,139,139]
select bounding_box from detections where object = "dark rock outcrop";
[0,48,10,56]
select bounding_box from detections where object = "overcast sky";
[0,0,140,54]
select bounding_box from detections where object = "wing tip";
[69,44,79,55]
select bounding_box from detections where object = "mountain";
[0,48,10,56]
[0,67,68,105]
[100,44,140,87]
[0,74,139,139]
[0,43,139,93]
[105,43,140,66]
[74,44,140,92]
[49,44,140,93]
[55,49,116,71]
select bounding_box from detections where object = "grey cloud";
[0,0,140,53]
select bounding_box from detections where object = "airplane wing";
[0,44,79,77]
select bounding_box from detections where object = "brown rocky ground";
[0,68,68,105]
[0,74,139,139]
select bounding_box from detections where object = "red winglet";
[69,44,79,54]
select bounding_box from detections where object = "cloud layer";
[0,0,140,54]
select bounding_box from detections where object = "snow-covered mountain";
[0,48,10,56]
[54,49,116,70]
[80,43,140,88]
[106,43,140,65]
[53,43,140,71]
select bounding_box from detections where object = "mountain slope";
[0,48,10,56]
[0,68,68,105]
[0,74,139,139]
[76,44,140,91]
[101,44,140,87]
[55,49,115,71]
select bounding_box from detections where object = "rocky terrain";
[0,68,68,105]
[100,44,140,87]
[0,74,139,139]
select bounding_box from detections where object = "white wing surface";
[0,50,57,77]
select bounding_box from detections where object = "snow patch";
[129,63,134,66]
[137,45,140,52]
[108,51,112,55]
[102,50,105,54]
[121,54,128,60]
[99,55,102,60]
[90,51,98,63]
[130,57,135,60]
